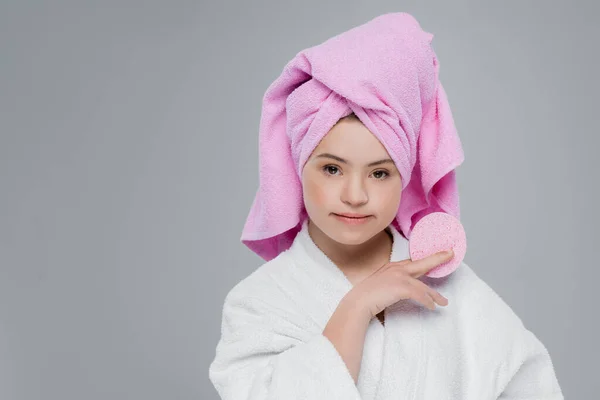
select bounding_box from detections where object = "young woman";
[209,12,563,400]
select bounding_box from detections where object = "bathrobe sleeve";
[457,263,564,400]
[208,285,363,400]
[496,326,564,400]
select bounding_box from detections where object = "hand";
[351,250,454,319]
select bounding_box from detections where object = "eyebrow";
[315,153,394,167]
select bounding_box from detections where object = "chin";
[326,225,376,245]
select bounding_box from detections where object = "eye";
[322,165,341,176]
[372,170,389,180]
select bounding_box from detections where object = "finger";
[432,290,449,306]
[410,286,437,311]
[409,277,449,306]
[405,250,454,278]
[374,257,411,276]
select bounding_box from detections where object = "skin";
[300,114,404,286]
[300,115,452,382]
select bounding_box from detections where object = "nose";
[341,175,368,206]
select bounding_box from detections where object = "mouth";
[332,213,373,224]
[334,213,371,218]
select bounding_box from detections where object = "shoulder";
[217,250,314,339]
[220,250,311,328]
[447,264,561,397]
[450,261,526,327]
[224,250,296,306]
[442,261,531,358]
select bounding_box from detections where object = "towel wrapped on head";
[242,12,465,261]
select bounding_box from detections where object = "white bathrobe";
[209,219,564,399]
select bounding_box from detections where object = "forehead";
[314,119,390,158]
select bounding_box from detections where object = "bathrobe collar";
[291,217,411,295]
[286,218,425,400]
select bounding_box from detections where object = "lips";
[334,213,371,218]
[333,213,373,225]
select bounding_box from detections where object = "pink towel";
[241,12,465,261]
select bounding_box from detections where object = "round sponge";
[408,212,466,278]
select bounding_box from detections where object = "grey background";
[1,1,597,399]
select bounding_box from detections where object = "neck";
[306,219,393,275]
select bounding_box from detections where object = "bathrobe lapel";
[288,219,425,400]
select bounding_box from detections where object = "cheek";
[304,178,328,207]
[376,183,402,209]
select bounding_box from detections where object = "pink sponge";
[408,212,466,278]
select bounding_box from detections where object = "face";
[301,116,402,245]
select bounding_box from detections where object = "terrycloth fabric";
[210,219,564,399]
[241,12,465,261]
